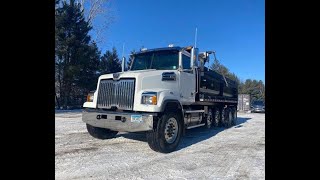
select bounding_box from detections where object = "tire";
[227,109,233,128]
[146,111,182,153]
[221,108,226,127]
[213,108,220,127]
[222,108,232,128]
[206,108,213,129]
[231,108,237,126]
[86,124,118,139]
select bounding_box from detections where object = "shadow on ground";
[117,117,251,151]
[55,109,82,114]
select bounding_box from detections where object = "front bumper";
[82,108,156,132]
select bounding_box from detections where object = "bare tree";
[76,0,114,44]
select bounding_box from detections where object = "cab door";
[179,52,196,104]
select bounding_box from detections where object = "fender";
[160,99,186,135]
[160,99,183,112]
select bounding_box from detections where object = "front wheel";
[146,111,182,153]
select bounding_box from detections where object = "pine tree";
[209,56,265,102]
[257,80,265,100]
[55,0,100,109]
[76,42,101,92]
[100,47,121,75]
[127,49,136,70]
[239,79,265,102]
[211,58,239,83]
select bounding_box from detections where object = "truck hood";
[97,69,180,94]
[95,69,180,112]
[98,69,158,80]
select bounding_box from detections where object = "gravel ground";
[55,111,265,180]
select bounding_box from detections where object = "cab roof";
[134,46,183,55]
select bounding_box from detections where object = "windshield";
[130,50,179,71]
[252,101,264,106]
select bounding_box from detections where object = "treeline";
[211,59,265,102]
[55,0,122,109]
[55,0,264,109]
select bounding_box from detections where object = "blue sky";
[91,0,264,82]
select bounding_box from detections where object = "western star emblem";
[113,73,120,80]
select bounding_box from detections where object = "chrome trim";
[82,109,156,132]
[97,79,135,110]
[186,123,205,129]
[164,117,179,143]
[185,110,205,113]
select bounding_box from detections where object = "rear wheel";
[231,108,237,125]
[146,111,182,153]
[222,108,232,128]
[206,108,213,129]
[213,108,220,127]
[221,108,226,127]
[86,124,118,139]
[227,109,233,127]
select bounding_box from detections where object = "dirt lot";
[55,110,265,180]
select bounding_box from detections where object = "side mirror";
[198,52,210,73]
[190,47,199,69]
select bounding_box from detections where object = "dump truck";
[82,45,238,153]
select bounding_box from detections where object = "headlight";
[87,91,95,102]
[141,92,157,105]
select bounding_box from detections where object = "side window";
[182,54,191,69]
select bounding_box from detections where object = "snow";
[55,111,265,179]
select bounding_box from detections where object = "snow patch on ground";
[55,112,265,179]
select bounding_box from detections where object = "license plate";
[131,115,142,123]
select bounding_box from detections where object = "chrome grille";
[97,79,135,110]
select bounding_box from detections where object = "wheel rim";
[207,109,213,128]
[164,117,179,144]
